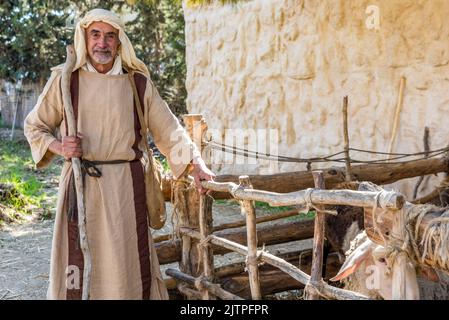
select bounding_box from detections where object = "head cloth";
[54,8,149,77]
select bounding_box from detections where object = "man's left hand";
[190,156,216,194]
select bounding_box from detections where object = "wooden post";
[61,45,92,300]
[239,175,262,300]
[306,171,326,300]
[176,114,210,284]
[342,96,352,182]
[413,127,430,200]
[199,193,215,299]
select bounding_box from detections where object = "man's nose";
[96,36,108,48]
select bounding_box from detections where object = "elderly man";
[24,8,214,300]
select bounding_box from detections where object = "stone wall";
[183,0,449,198]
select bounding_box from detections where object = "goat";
[330,231,449,300]
[324,205,364,263]
[320,205,364,279]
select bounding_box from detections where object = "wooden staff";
[239,176,262,299]
[61,45,91,299]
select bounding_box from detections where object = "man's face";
[85,21,120,66]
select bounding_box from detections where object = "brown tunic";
[24,69,196,299]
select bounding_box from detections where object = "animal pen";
[154,112,449,300]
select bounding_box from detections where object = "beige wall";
[183,0,449,198]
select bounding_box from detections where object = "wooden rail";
[200,180,404,209]
[178,227,370,300]
[168,169,374,300]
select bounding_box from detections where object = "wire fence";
[206,140,449,166]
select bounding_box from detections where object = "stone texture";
[184,0,449,199]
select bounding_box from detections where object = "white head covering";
[53,8,149,77]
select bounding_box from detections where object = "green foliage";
[0,0,188,115]
[127,0,188,115]
[253,201,316,220]
[286,210,315,221]
[253,201,293,213]
[0,1,74,83]
[0,139,58,217]
[213,199,316,221]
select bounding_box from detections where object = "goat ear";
[330,239,373,282]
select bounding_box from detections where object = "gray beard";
[91,52,113,65]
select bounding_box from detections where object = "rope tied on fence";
[369,195,421,298]
[371,193,449,283]
[304,279,329,300]
[194,275,207,291]
[196,234,214,274]
[244,244,267,272]
[230,183,243,198]
[371,190,419,276]
[371,190,396,246]
[301,188,338,216]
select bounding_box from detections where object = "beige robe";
[24,69,196,299]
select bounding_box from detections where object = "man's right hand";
[49,134,83,159]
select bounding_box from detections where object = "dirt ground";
[0,194,311,300]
